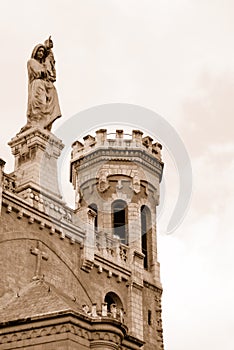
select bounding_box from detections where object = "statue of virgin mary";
[22,38,61,132]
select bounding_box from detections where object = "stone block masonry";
[1,127,164,349]
[8,127,64,199]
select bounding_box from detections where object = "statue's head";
[31,44,46,62]
[44,36,53,49]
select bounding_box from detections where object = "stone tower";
[0,126,164,350]
[70,129,164,349]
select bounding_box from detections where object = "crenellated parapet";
[70,129,163,212]
[71,128,162,162]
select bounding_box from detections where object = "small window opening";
[112,200,128,244]
[105,294,115,312]
[104,292,123,312]
[89,203,98,231]
[148,310,152,325]
[141,205,152,270]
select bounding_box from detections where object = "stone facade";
[0,127,164,349]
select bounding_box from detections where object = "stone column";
[127,251,144,341]
[149,208,161,283]
[128,202,141,251]
[81,208,96,272]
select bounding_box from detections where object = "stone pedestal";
[8,127,64,200]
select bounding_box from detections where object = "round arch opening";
[104,291,123,312]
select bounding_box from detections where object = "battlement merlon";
[71,129,163,162]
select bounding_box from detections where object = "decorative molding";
[97,170,110,193]
[72,148,163,179]
[2,174,16,193]
[81,258,94,273]
[94,255,131,278]
[143,280,163,294]
[18,187,73,223]
[1,195,85,245]
[0,322,91,345]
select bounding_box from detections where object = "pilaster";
[127,279,144,341]
[0,158,6,214]
[80,208,96,272]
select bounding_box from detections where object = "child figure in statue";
[44,36,56,83]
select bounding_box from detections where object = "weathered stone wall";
[142,282,164,350]
[0,127,164,350]
[0,204,91,308]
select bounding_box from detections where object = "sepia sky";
[0,1,234,349]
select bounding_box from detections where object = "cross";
[30,241,48,280]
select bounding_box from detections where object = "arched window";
[112,200,128,244]
[104,292,123,312]
[141,205,152,269]
[89,203,98,231]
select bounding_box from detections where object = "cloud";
[179,70,234,157]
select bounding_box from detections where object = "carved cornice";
[143,280,163,293]
[0,318,91,346]
[94,254,131,277]
[1,193,85,244]
[8,128,64,152]
[71,148,163,180]
[0,310,131,348]
[122,333,145,349]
